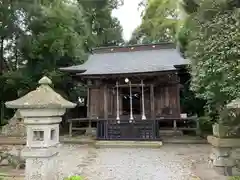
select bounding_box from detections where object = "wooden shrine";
[60,43,197,140]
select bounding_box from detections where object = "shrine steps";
[95,140,163,148]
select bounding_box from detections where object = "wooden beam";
[116,83,150,87]
[76,70,177,79]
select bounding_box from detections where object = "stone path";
[56,144,227,180]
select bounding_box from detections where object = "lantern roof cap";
[5,76,76,109]
[227,98,240,109]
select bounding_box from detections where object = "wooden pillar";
[104,85,108,120]
[129,80,133,122]
[141,80,146,120]
[116,81,120,121]
[87,87,92,128]
[87,87,90,118]
[119,92,122,116]
[150,84,155,119]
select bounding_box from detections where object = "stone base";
[207,135,240,147]
[25,155,58,180]
[208,135,240,176]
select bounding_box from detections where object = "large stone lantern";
[208,98,240,176]
[5,76,76,180]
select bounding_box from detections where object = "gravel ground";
[55,144,227,180]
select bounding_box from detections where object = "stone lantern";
[207,98,240,176]
[5,76,76,180]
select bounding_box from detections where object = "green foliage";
[129,0,179,44]
[198,116,214,133]
[64,175,84,180]
[78,0,124,47]
[179,0,240,121]
[180,72,206,116]
[189,10,240,114]
[180,0,199,14]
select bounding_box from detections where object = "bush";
[199,116,214,134]
[64,175,85,180]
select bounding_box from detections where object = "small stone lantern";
[5,76,76,180]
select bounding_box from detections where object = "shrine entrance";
[121,87,141,115]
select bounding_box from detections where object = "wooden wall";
[107,87,115,117]
[154,84,180,118]
[143,89,151,117]
[89,87,104,118]
[89,85,116,119]
[87,76,181,119]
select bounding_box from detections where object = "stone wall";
[0,144,25,167]
[1,110,26,137]
[208,136,240,176]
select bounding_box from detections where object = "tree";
[0,0,89,122]
[129,0,179,44]
[0,0,27,122]
[177,0,199,56]
[0,0,124,123]
[179,0,240,119]
[18,0,89,99]
[78,0,124,48]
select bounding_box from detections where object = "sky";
[112,0,143,41]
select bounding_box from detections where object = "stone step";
[159,130,183,136]
[95,140,163,148]
[162,136,207,144]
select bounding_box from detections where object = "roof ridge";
[93,43,176,54]
[93,42,174,50]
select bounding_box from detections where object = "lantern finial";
[38,76,52,85]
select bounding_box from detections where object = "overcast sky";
[112,0,143,41]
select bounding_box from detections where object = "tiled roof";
[60,43,188,75]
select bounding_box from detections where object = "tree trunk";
[0,37,4,125]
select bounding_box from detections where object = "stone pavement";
[55,144,227,180]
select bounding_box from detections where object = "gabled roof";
[60,43,188,76]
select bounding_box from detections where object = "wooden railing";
[157,116,200,135]
[67,116,200,138]
[96,119,160,141]
[67,118,97,137]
